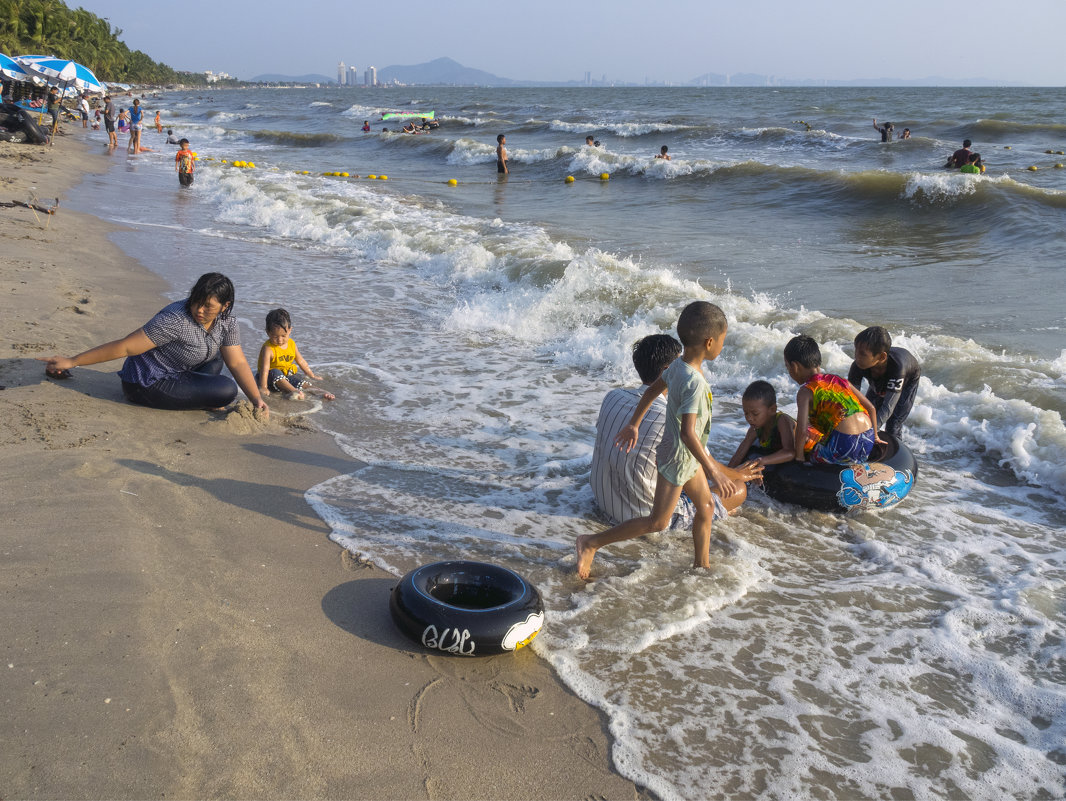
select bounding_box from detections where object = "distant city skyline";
[73,0,1066,86]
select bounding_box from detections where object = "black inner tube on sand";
[390,560,545,656]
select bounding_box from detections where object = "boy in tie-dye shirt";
[784,335,884,465]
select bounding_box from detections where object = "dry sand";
[0,132,642,799]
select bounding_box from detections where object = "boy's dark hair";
[632,334,682,385]
[855,326,892,355]
[265,308,292,331]
[963,139,972,148]
[783,334,822,369]
[677,301,727,346]
[661,145,668,153]
[742,380,777,407]
[185,273,234,318]
[179,138,189,146]
[497,133,505,143]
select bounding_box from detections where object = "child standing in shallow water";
[576,301,761,579]
[256,308,335,401]
[175,138,194,187]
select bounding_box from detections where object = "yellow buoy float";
[341,172,349,177]
[1028,165,1039,171]
[564,175,575,183]
[600,172,610,180]
[1056,164,1064,169]
[379,175,387,180]
[447,178,458,186]
[368,174,377,180]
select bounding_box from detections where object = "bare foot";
[323,392,336,401]
[575,534,597,580]
[286,390,305,400]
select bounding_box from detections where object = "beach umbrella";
[1,53,32,82]
[16,56,104,94]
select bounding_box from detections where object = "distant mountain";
[688,71,1022,87]
[252,73,336,84]
[378,57,515,87]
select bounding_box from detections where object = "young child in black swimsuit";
[728,380,795,476]
[847,326,922,439]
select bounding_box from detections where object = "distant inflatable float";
[390,560,544,656]
[381,111,434,121]
[753,432,917,513]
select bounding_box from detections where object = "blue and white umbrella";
[0,53,32,82]
[16,56,104,94]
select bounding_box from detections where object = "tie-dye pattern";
[803,373,865,453]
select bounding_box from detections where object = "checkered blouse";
[117,301,240,387]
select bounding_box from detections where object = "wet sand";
[0,132,641,799]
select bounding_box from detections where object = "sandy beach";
[0,132,641,800]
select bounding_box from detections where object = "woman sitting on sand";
[39,273,269,415]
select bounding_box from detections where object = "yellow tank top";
[264,338,297,375]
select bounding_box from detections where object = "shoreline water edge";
[5,83,1065,801]
[0,134,642,799]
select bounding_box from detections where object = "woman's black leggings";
[121,354,238,411]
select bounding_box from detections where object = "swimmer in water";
[496,133,508,174]
[655,145,671,160]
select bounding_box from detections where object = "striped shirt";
[590,386,672,526]
[591,385,727,529]
[118,301,240,387]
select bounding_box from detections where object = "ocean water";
[70,86,1065,800]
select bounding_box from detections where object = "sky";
[74,0,1066,85]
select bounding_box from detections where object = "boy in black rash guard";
[847,326,922,439]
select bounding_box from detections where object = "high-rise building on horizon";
[337,61,346,85]
[349,66,358,86]
[365,66,377,87]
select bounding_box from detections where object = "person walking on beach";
[154,110,162,133]
[127,98,144,154]
[103,94,117,147]
[46,86,60,137]
[496,134,509,175]
[39,273,269,416]
[175,138,195,187]
[78,93,90,129]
